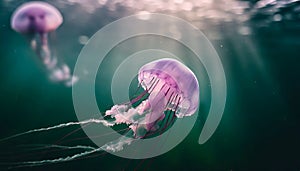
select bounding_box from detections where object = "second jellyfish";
[11,1,78,86]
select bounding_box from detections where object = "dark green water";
[0,0,300,170]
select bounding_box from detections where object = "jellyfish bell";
[11,1,63,48]
[138,58,199,117]
[10,2,77,87]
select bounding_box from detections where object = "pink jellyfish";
[99,58,200,152]
[0,58,199,166]
[11,1,78,86]
[104,58,199,139]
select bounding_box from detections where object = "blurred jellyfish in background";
[0,58,199,167]
[11,1,78,86]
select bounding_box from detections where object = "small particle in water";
[273,14,282,21]
[78,35,89,45]
[238,26,251,35]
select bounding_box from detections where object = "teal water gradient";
[0,0,300,170]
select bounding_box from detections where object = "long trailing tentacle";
[4,133,136,169]
[0,118,114,142]
[18,144,96,151]
[5,147,103,169]
[100,130,136,152]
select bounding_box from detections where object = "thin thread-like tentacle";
[0,118,114,142]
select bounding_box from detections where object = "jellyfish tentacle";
[145,76,157,93]
[38,33,78,86]
[165,87,171,96]
[101,130,135,152]
[163,95,181,131]
[162,95,179,131]
[30,38,37,51]
[5,133,135,169]
[166,92,175,110]
[6,147,103,169]
[145,79,154,93]
[149,79,160,93]
[129,82,148,105]
[0,118,113,142]
[19,144,96,151]
[40,32,48,47]
[144,90,167,130]
[38,35,54,68]
[5,132,135,168]
[130,90,148,104]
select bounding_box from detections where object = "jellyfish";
[11,1,78,86]
[0,58,199,168]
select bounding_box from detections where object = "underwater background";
[0,0,300,170]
